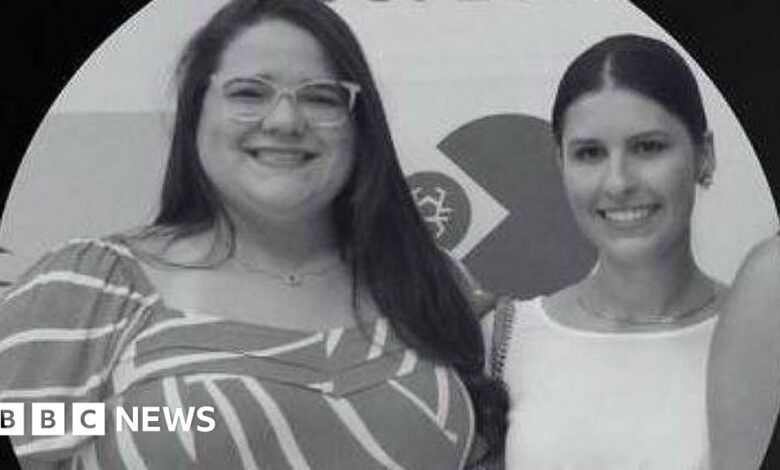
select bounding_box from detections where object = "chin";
[598,236,668,264]
[261,201,333,223]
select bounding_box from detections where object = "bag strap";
[489,295,516,380]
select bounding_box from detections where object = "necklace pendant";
[284,273,302,287]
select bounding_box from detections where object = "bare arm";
[708,235,780,470]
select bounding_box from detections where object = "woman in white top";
[485,34,726,469]
[708,234,780,470]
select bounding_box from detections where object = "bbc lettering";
[0,403,216,435]
[0,403,24,436]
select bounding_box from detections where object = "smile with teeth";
[598,205,658,223]
[247,148,317,168]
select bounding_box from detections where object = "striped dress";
[0,239,475,469]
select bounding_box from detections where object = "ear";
[697,131,716,188]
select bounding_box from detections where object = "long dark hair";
[551,34,708,146]
[139,0,506,460]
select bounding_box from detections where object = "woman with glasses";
[0,0,506,467]
[485,34,725,469]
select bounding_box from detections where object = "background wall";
[1,0,776,295]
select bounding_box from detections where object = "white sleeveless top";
[502,297,717,470]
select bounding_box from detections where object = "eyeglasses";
[211,74,361,127]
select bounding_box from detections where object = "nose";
[261,92,307,136]
[602,152,636,198]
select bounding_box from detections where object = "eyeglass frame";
[209,73,362,128]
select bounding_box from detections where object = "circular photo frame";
[0,1,778,468]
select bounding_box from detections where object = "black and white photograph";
[0,0,778,468]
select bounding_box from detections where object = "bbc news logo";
[0,403,216,436]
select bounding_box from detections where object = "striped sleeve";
[0,239,158,463]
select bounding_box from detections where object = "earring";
[699,173,713,188]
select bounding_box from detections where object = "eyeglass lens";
[222,78,353,124]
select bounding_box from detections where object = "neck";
[586,236,711,320]
[227,209,340,272]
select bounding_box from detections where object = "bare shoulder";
[720,236,780,324]
[119,231,218,299]
[732,236,780,291]
[542,282,581,318]
[124,230,217,268]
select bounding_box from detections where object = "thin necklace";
[576,288,718,326]
[233,256,342,287]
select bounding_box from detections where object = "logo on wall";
[409,113,596,297]
[407,171,471,251]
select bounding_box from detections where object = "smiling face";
[197,18,355,225]
[560,87,712,264]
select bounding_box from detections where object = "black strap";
[489,296,516,380]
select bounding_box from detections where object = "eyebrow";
[567,130,671,145]
[218,73,343,87]
[627,130,671,142]
[566,138,602,147]
[219,72,273,81]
